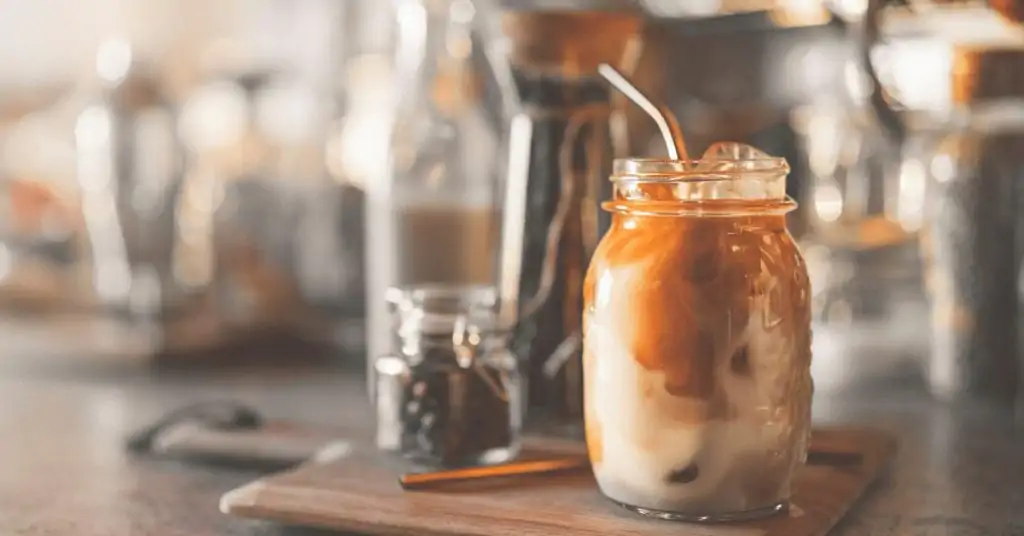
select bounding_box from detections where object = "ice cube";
[691,142,779,199]
[700,141,773,162]
[691,142,767,175]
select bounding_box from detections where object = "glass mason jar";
[374,285,522,468]
[582,156,813,521]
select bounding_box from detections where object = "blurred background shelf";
[0,0,1020,405]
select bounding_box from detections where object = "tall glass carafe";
[366,0,507,394]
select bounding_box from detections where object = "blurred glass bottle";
[75,39,210,340]
[178,69,306,339]
[916,48,1024,404]
[366,0,506,391]
[172,0,384,359]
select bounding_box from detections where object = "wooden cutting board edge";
[221,425,899,536]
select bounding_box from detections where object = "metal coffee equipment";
[857,0,1024,403]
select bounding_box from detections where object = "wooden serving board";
[221,426,896,536]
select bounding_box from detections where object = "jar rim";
[601,197,798,216]
[611,157,790,182]
[386,284,507,337]
[386,284,498,309]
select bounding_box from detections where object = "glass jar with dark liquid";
[375,285,522,467]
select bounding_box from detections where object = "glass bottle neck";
[393,0,478,110]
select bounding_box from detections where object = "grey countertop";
[2,366,1023,536]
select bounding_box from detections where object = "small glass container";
[583,153,812,521]
[374,285,522,467]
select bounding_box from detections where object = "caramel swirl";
[583,174,813,514]
[584,202,809,404]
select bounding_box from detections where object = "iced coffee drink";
[582,144,812,521]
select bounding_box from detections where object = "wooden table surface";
[2,364,1023,536]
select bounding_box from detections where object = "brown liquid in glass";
[582,192,812,516]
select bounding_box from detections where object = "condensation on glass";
[582,151,812,521]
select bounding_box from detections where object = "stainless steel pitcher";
[857,0,1024,403]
